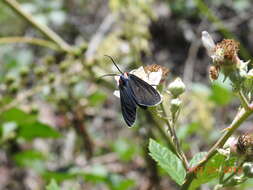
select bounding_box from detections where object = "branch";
[2,0,74,53]
[160,103,189,169]
[0,37,59,50]
[181,105,253,189]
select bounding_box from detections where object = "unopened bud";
[35,66,46,78]
[5,75,15,85]
[20,67,29,78]
[236,134,253,157]
[167,77,185,97]
[170,98,182,114]
[243,162,253,178]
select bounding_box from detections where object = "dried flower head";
[236,134,253,157]
[144,64,169,81]
[209,65,220,80]
[215,39,239,63]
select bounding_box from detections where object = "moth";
[104,55,162,126]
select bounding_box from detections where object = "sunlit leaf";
[18,122,61,140]
[88,91,107,106]
[149,139,186,185]
[46,179,60,190]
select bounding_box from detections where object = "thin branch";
[181,105,253,189]
[2,0,74,53]
[0,37,59,51]
[238,90,250,111]
[160,103,189,169]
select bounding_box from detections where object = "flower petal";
[202,31,215,57]
[113,90,120,98]
[147,68,163,86]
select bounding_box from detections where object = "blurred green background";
[0,0,253,189]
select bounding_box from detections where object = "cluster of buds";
[167,77,185,116]
[201,31,251,88]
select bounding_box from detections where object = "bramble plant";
[1,0,253,190]
[148,31,253,189]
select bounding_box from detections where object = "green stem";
[0,37,59,51]
[2,0,74,53]
[181,105,253,190]
[160,103,189,169]
[238,90,250,111]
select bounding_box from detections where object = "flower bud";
[48,74,55,83]
[236,134,253,157]
[170,98,182,114]
[44,56,55,65]
[167,77,185,97]
[35,66,46,78]
[243,162,253,177]
[5,75,15,85]
[9,83,19,95]
[19,67,29,78]
[59,61,70,73]
[209,65,220,81]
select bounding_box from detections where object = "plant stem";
[2,0,74,53]
[160,103,189,169]
[238,90,250,111]
[0,37,59,50]
[181,105,253,190]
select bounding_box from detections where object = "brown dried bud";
[236,134,253,157]
[209,65,220,80]
[215,39,239,63]
[144,64,169,81]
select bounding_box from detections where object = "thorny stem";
[181,104,253,190]
[2,0,74,54]
[238,90,250,111]
[160,103,189,169]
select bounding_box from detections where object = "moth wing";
[129,74,161,106]
[119,83,137,126]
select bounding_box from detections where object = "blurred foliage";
[0,0,253,189]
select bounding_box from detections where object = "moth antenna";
[98,73,120,79]
[104,55,123,74]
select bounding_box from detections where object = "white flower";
[113,66,163,98]
[201,31,216,57]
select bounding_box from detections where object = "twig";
[2,0,74,53]
[0,37,59,51]
[238,90,250,111]
[160,103,189,169]
[181,105,253,190]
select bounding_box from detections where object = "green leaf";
[0,108,61,140]
[46,179,60,190]
[107,174,135,190]
[13,150,46,172]
[88,91,107,106]
[1,122,18,140]
[18,122,61,140]
[209,81,233,106]
[189,153,226,190]
[148,139,186,185]
[189,152,207,168]
[43,171,78,182]
[0,108,36,125]
[112,139,137,161]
